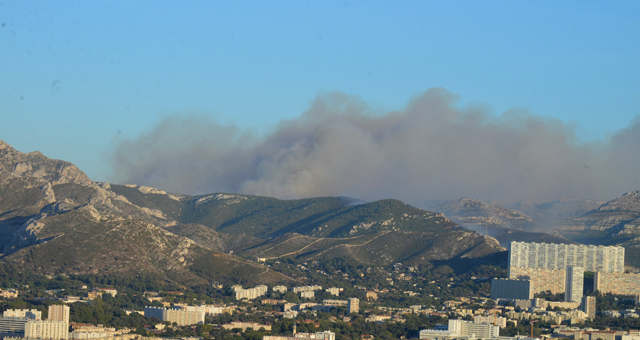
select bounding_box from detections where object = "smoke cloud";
[108,88,640,205]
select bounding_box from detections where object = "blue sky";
[1,1,639,184]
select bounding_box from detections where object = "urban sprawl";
[3,242,640,340]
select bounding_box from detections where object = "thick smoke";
[108,88,640,205]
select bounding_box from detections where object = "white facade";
[325,287,341,296]
[473,315,507,328]
[273,285,288,293]
[144,307,205,326]
[25,320,69,339]
[300,291,315,299]
[3,309,41,320]
[235,285,268,300]
[293,285,322,293]
[174,304,230,315]
[509,242,624,272]
[420,320,499,339]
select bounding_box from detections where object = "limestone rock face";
[41,182,56,203]
[40,199,77,215]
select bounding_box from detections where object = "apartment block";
[565,266,584,303]
[323,299,348,306]
[595,272,640,295]
[473,315,507,328]
[0,316,29,334]
[144,307,205,326]
[2,309,41,320]
[25,320,69,339]
[273,285,288,293]
[347,298,359,315]
[222,321,272,331]
[490,278,532,300]
[97,288,118,297]
[49,305,70,324]
[582,296,596,319]
[173,304,233,315]
[419,319,499,339]
[69,323,132,339]
[0,289,18,299]
[300,291,315,299]
[325,287,341,296]
[508,267,566,294]
[293,285,322,293]
[509,242,624,272]
[264,331,335,340]
[235,285,268,300]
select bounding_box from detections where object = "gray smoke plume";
[108,88,640,205]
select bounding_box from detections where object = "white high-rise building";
[565,266,584,303]
[509,242,624,272]
[48,305,70,324]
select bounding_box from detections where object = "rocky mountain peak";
[596,189,640,212]
[0,139,92,187]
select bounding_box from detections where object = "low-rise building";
[69,323,132,339]
[300,291,315,299]
[173,304,234,315]
[236,285,268,300]
[325,288,341,296]
[0,289,19,299]
[292,285,322,293]
[473,315,507,328]
[262,299,286,305]
[263,331,335,340]
[420,319,499,340]
[365,292,378,300]
[323,300,348,306]
[222,321,272,331]
[273,286,288,293]
[97,288,117,297]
